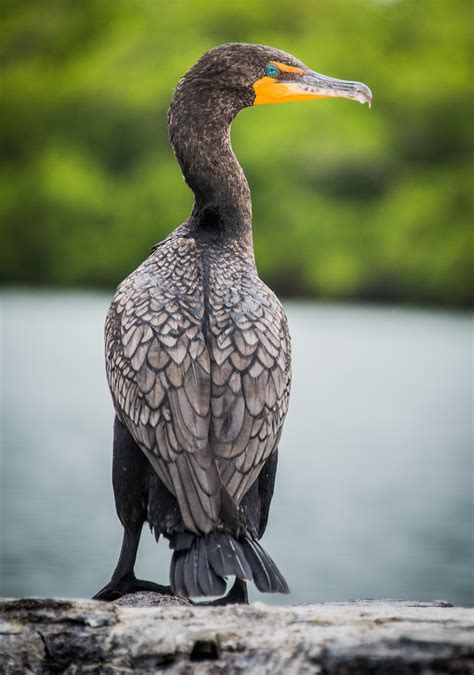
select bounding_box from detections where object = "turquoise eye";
[265,64,279,78]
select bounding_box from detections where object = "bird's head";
[168,43,372,229]
[173,43,372,120]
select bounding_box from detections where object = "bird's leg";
[93,523,173,601]
[194,577,249,606]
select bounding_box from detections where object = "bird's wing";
[105,238,221,535]
[208,269,291,507]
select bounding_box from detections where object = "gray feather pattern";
[147,339,170,369]
[105,230,291,531]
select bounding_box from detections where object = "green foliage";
[1,0,472,305]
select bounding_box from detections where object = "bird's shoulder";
[205,244,291,369]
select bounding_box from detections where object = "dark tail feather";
[206,532,253,581]
[170,546,186,595]
[197,537,223,596]
[169,531,289,598]
[241,535,290,594]
[170,532,226,597]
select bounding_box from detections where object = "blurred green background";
[1,0,472,306]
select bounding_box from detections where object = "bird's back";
[105,227,291,535]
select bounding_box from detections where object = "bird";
[93,43,372,605]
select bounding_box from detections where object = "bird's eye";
[265,64,279,78]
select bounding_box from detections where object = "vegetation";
[1,0,472,306]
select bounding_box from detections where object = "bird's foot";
[193,578,249,606]
[93,576,173,602]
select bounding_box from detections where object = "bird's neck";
[168,94,253,246]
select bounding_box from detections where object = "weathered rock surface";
[0,596,472,674]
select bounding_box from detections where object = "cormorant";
[93,43,372,604]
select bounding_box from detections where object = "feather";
[210,359,233,386]
[147,338,170,369]
[197,349,211,374]
[234,332,257,357]
[213,394,245,443]
[213,410,253,459]
[183,362,210,416]
[230,351,252,370]
[165,361,183,387]
[149,312,168,328]
[189,338,204,359]
[213,344,234,366]
[169,532,194,551]
[167,341,189,365]
[206,532,252,581]
[248,359,264,378]
[138,362,155,394]
[158,333,178,348]
[242,536,289,594]
[266,373,277,407]
[197,538,225,596]
[242,328,259,346]
[242,373,266,416]
[139,405,150,426]
[123,325,144,359]
[146,377,165,409]
[256,346,275,369]
[171,550,187,596]
[122,324,138,347]
[271,368,285,398]
[184,543,201,597]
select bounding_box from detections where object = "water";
[1,290,472,605]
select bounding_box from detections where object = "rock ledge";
[0,596,472,673]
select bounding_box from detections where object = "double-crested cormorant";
[94,43,371,604]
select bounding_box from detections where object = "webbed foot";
[93,575,173,601]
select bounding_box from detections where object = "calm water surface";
[1,291,472,605]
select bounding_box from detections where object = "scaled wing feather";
[105,232,291,534]
[106,234,220,534]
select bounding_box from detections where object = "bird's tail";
[169,531,289,598]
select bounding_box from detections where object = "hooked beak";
[253,68,372,108]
